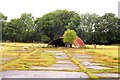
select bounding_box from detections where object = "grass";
[21,52,57,66]
[1,43,36,59]
[86,45,118,58]
[1,42,119,78]
[70,48,119,71]
[1,43,56,71]
[63,46,119,78]
[94,49,118,58]
[64,50,99,80]
[2,50,56,71]
[1,49,39,71]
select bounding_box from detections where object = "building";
[48,36,85,48]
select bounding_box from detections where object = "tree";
[0,13,7,22]
[0,13,7,41]
[41,35,50,43]
[19,13,35,42]
[77,13,98,44]
[3,13,35,42]
[66,12,80,30]
[63,29,77,47]
[35,9,80,41]
[1,11,119,44]
[3,19,17,41]
[94,13,119,44]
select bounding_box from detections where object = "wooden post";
[94,44,96,49]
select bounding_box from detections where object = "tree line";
[0,9,120,44]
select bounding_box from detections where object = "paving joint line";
[64,50,99,80]
[1,49,39,71]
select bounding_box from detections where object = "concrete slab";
[54,53,66,55]
[41,50,63,53]
[0,58,16,65]
[94,73,119,78]
[55,55,68,59]
[72,54,94,59]
[77,59,92,62]
[113,66,119,68]
[1,70,89,78]
[31,63,79,70]
[56,60,73,64]
[31,66,79,70]
[51,63,77,67]
[81,61,100,66]
[85,65,111,70]
[0,58,13,61]
[41,50,68,59]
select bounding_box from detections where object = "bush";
[63,29,77,43]
[41,35,50,43]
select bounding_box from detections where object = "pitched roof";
[48,36,85,47]
[73,36,85,46]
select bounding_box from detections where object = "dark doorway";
[48,37,65,47]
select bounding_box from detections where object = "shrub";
[41,35,50,43]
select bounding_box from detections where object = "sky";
[0,0,119,21]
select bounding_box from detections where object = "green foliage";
[0,12,7,41]
[0,12,7,22]
[63,29,77,44]
[77,13,98,43]
[41,35,50,43]
[35,9,80,40]
[94,13,120,44]
[3,13,35,42]
[1,11,120,44]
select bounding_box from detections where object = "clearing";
[0,43,119,79]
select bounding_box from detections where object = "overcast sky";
[0,0,119,21]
